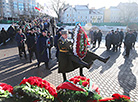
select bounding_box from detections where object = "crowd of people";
[89,28,137,57]
[0,17,57,69]
[0,18,137,81]
[0,23,18,45]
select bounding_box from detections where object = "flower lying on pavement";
[0,83,13,101]
[13,76,57,102]
[55,76,102,102]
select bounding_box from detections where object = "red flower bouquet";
[13,76,57,102]
[55,76,102,102]
[0,83,13,101]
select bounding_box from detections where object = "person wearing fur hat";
[36,30,50,69]
[58,28,110,82]
[58,30,93,81]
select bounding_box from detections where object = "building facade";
[61,2,138,25]
[0,0,40,20]
[104,7,120,23]
[60,5,104,25]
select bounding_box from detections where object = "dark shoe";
[80,74,85,76]
[37,63,40,67]
[103,56,110,63]
[30,60,32,63]
[124,55,129,58]
[19,54,22,58]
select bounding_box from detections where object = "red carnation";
[80,76,86,81]
[42,80,47,84]
[81,51,84,54]
[86,78,90,82]
[19,79,28,85]
[48,41,50,44]
[39,83,44,88]
[82,81,89,87]
[73,78,80,84]
[43,84,49,90]
[48,87,56,97]
[37,78,43,82]
[35,81,41,87]
[74,76,81,79]
[69,78,74,81]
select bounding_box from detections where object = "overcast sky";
[36,0,138,9]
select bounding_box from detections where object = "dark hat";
[41,30,47,33]
[58,27,64,32]
[61,30,68,35]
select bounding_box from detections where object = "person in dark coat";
[89,29,94,45]
[96,30,102,47]
[1,28,7,45]
[132,30,137,48]
[111,31,120,52]
[58,30,110,81]
[124,30,135,57]
[54,27,64,61]
[93,30,97,48]
[15,29,27,59]
[118,29,124,48]
[7,24,16,40]
[105,31,112,51]
[26,28,37,63]
[44,21,50,31]
[47,31,53,59]
[50,17,56,37]
[36,30,49,69]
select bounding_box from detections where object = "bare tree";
[118,2,138,24]
[50,0,67,22]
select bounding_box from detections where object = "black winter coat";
[124,33,135,46]
[7,26,15,37]
[26,33,37,50]
[36,34,49,63]
[111,33,120,45]
[105,33,112,47]
[15,33,26,47]
[1,29,7,41]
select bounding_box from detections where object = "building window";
[18,3,24,11]
[13,2,17,11]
